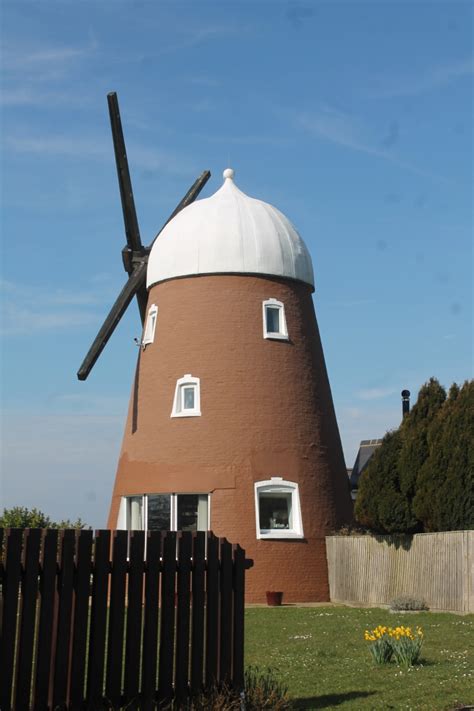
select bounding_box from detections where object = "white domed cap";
[146,169,315,289]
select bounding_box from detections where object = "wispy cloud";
[2,40,98,83]
[4,133,197,176]
[1,39,98,108]
[4,135,109,159]
[0,279,116,336]
[192,132,289,147]
[371,57,474,98]
[0,87,91,108]
[3,43,96,72]
[156,24,248,56]
[291,105,446,182]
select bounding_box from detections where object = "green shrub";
[165,667,290,710]
[0,506,86,529]
[244,666,291,710]
[390,595,428,611]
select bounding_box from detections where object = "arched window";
[262,299,288,340]
[254,478,303,539]
[142,304,158,346]
[171,374,201,417]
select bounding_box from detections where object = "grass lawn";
[245,606,473,710]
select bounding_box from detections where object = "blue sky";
[1,1,472,528]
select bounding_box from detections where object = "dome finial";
[223,167,235,181]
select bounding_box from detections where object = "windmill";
[77,93,353,602]
[76,92,210,381]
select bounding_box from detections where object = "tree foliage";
[355,429,403,532]
[355,378,473,534]
[396,378,446,532]
[413,380,474,531]
[0,506,86,529]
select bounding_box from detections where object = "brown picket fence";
[0,528,253,711]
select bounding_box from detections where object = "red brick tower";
[107,168,352,602]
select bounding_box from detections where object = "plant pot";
[266,591,283,606]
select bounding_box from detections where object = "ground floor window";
[254,478,303,539]
[118,493,209,531]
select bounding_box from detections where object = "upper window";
[262,299,288,340]
[254,478,303,539]
[142,304,158,346]
[171,374,201,417]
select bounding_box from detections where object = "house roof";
[349,439,383,489]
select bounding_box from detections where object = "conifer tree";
[413,380,474,531]
[396,377,446,532]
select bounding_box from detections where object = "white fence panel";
[325,531,474,613]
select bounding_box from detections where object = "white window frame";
[142,304,158,346]
[262,299,288,340]
[171,374,201,417]
[120,493,210,531]
[254,477,304,540]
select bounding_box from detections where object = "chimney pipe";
[401,389,410,418]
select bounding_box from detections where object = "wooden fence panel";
[175,531,192,704]
[141,530,161,711]
[0,528,252,710]
[124,530,145,707]
[106,529,128,708]
[326,531,474,613]
[15,529,41,711]
[70,529,93,709]
[219,538,233,683]
[190,532,206,695]
[157,531,177,707]
[52,529,76,709]
[86,529,110,706]
[205,533,219,687]
[0,529,23,711]
[33,529,58,710]
[232,544,245,689]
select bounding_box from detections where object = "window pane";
[129,496,144,530]
[197,495,209,531]
[259,492,292,529]
[147,494,171,530]
[177,494,208,531]
[183,386,195,410]
[266,306,280,333]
